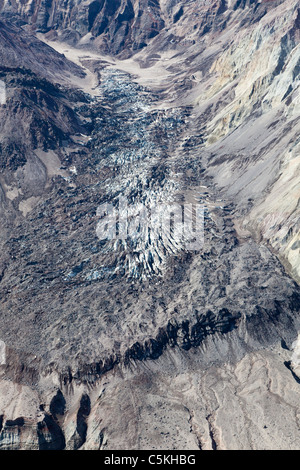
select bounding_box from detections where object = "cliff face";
[0,0,168,56]
[0,0,299,450]
[0,0,289,56]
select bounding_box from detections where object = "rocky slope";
[0,0,299,450]
[0,0,289,57]
[0,0,169,56]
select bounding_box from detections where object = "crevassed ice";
[0,340,6,365]
[0,80,6,105]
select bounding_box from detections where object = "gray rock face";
[0,20,84,78]
[0,0,167,56]
[0,0,299,450]
[1,0,288,56]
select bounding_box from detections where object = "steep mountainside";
[0,0,290,56]
[0,0,299,450]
